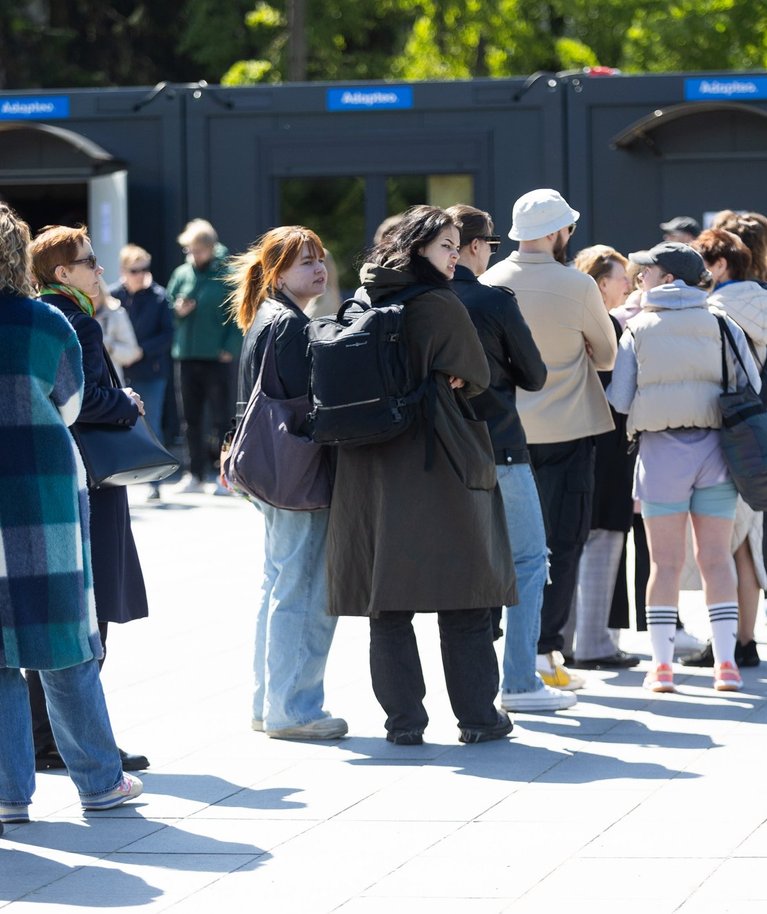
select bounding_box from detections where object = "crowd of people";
[1,188,766,829]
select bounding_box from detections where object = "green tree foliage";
[2,0,767,90]
[0,0,193,89]
[222,0,416,85]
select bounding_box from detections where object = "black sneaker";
[34,747,66,771]
[679,640,715,667]
[459,711,513,744]
[571,650,640,670]
[735,639,760,668]
[386,730,424,746]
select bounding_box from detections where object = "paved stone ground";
[2,486,767,913]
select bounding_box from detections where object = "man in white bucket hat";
[481,189,617,692]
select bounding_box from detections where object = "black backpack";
[305,284,434,447]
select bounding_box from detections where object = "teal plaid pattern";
[0,294,101,670]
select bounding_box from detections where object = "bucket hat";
[509,188,580,241]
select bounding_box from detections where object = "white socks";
[646,605,677,666]
[708,602,738,665]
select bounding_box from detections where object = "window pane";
[386,174,474,216]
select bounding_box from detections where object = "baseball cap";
[509,188,580,241]
[629,242,707,286]
[659,216,701,237]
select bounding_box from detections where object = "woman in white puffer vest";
[607,241,760,694]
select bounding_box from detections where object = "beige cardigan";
[481,251,616,444]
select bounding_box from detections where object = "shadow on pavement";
[0,848,161,906]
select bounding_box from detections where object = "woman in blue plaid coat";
[0,205,142,829]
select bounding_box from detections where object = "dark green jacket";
[167,247,242,360]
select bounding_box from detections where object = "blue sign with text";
[327,86,413,111]
[685,77,767,101]
[0,96,70,120]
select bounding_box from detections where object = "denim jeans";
[252,501,337,731]
[0,661,122,808]
[497,463,549,693]
[369,609,500,734]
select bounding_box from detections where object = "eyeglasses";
[127,266,150,275]
[68,254,99,270]
[481,235,501,251]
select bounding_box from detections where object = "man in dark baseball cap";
[629,241,709,287]
[659,216,701,243]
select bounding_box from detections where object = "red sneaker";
[643,663,675,693]
[713,661,742,692]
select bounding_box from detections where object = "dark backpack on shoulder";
[306,284,434,447]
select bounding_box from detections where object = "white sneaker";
[82,774,143,811]
[501,684,577,712]
[173,474,207,494]
[535,651,586,691]
[266,716,348,740]
[674,627,705,654]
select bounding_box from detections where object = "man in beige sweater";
[481,188,617,691]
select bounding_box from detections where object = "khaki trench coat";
[327,264,517,617]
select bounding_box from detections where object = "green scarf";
[40,282,95,317]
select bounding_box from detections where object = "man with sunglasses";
[448,204,576,713]
[481,188,617,692]
[110,245,175,501]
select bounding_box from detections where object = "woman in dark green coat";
[328,206,516,746]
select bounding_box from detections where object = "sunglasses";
[68,254,99,270]
[127,266,150,275]
[481,235,501,252]
[567,224,577,236]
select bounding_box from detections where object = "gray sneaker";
[266,716,348,740]
[501,684,577,712]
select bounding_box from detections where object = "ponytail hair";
[227,226,325,330]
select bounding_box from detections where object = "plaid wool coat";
[0,292,101,670]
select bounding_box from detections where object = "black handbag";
[224,319,331,510]
[716,315,767,510]
[71,349,180,489]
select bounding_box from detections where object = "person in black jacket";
[110,244,175,501]
[224,226,347,741]
[26,224,150,774]
[447,204,576,712]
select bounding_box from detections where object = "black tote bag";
[716,315,767,510]
[70,348,179,489]
[225,319,331,511]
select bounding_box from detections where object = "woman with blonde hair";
[0,205,141,825]
[226,226,346,740]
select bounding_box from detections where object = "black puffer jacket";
[451,265,547,462]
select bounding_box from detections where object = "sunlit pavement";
[2,484,767,913]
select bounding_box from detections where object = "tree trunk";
[287,0,307,81]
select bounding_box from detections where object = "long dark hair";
[369,205,459,286]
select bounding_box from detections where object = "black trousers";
[369,609,500,734]
[529,437,596,654]
[178,359,232,480]
[26,621,109,754]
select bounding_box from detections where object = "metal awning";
[0,122,126,180]
[611,101,767,152]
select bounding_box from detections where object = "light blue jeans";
[252,501,337,731]
[497,463,549,694]
[0,661,123,808]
